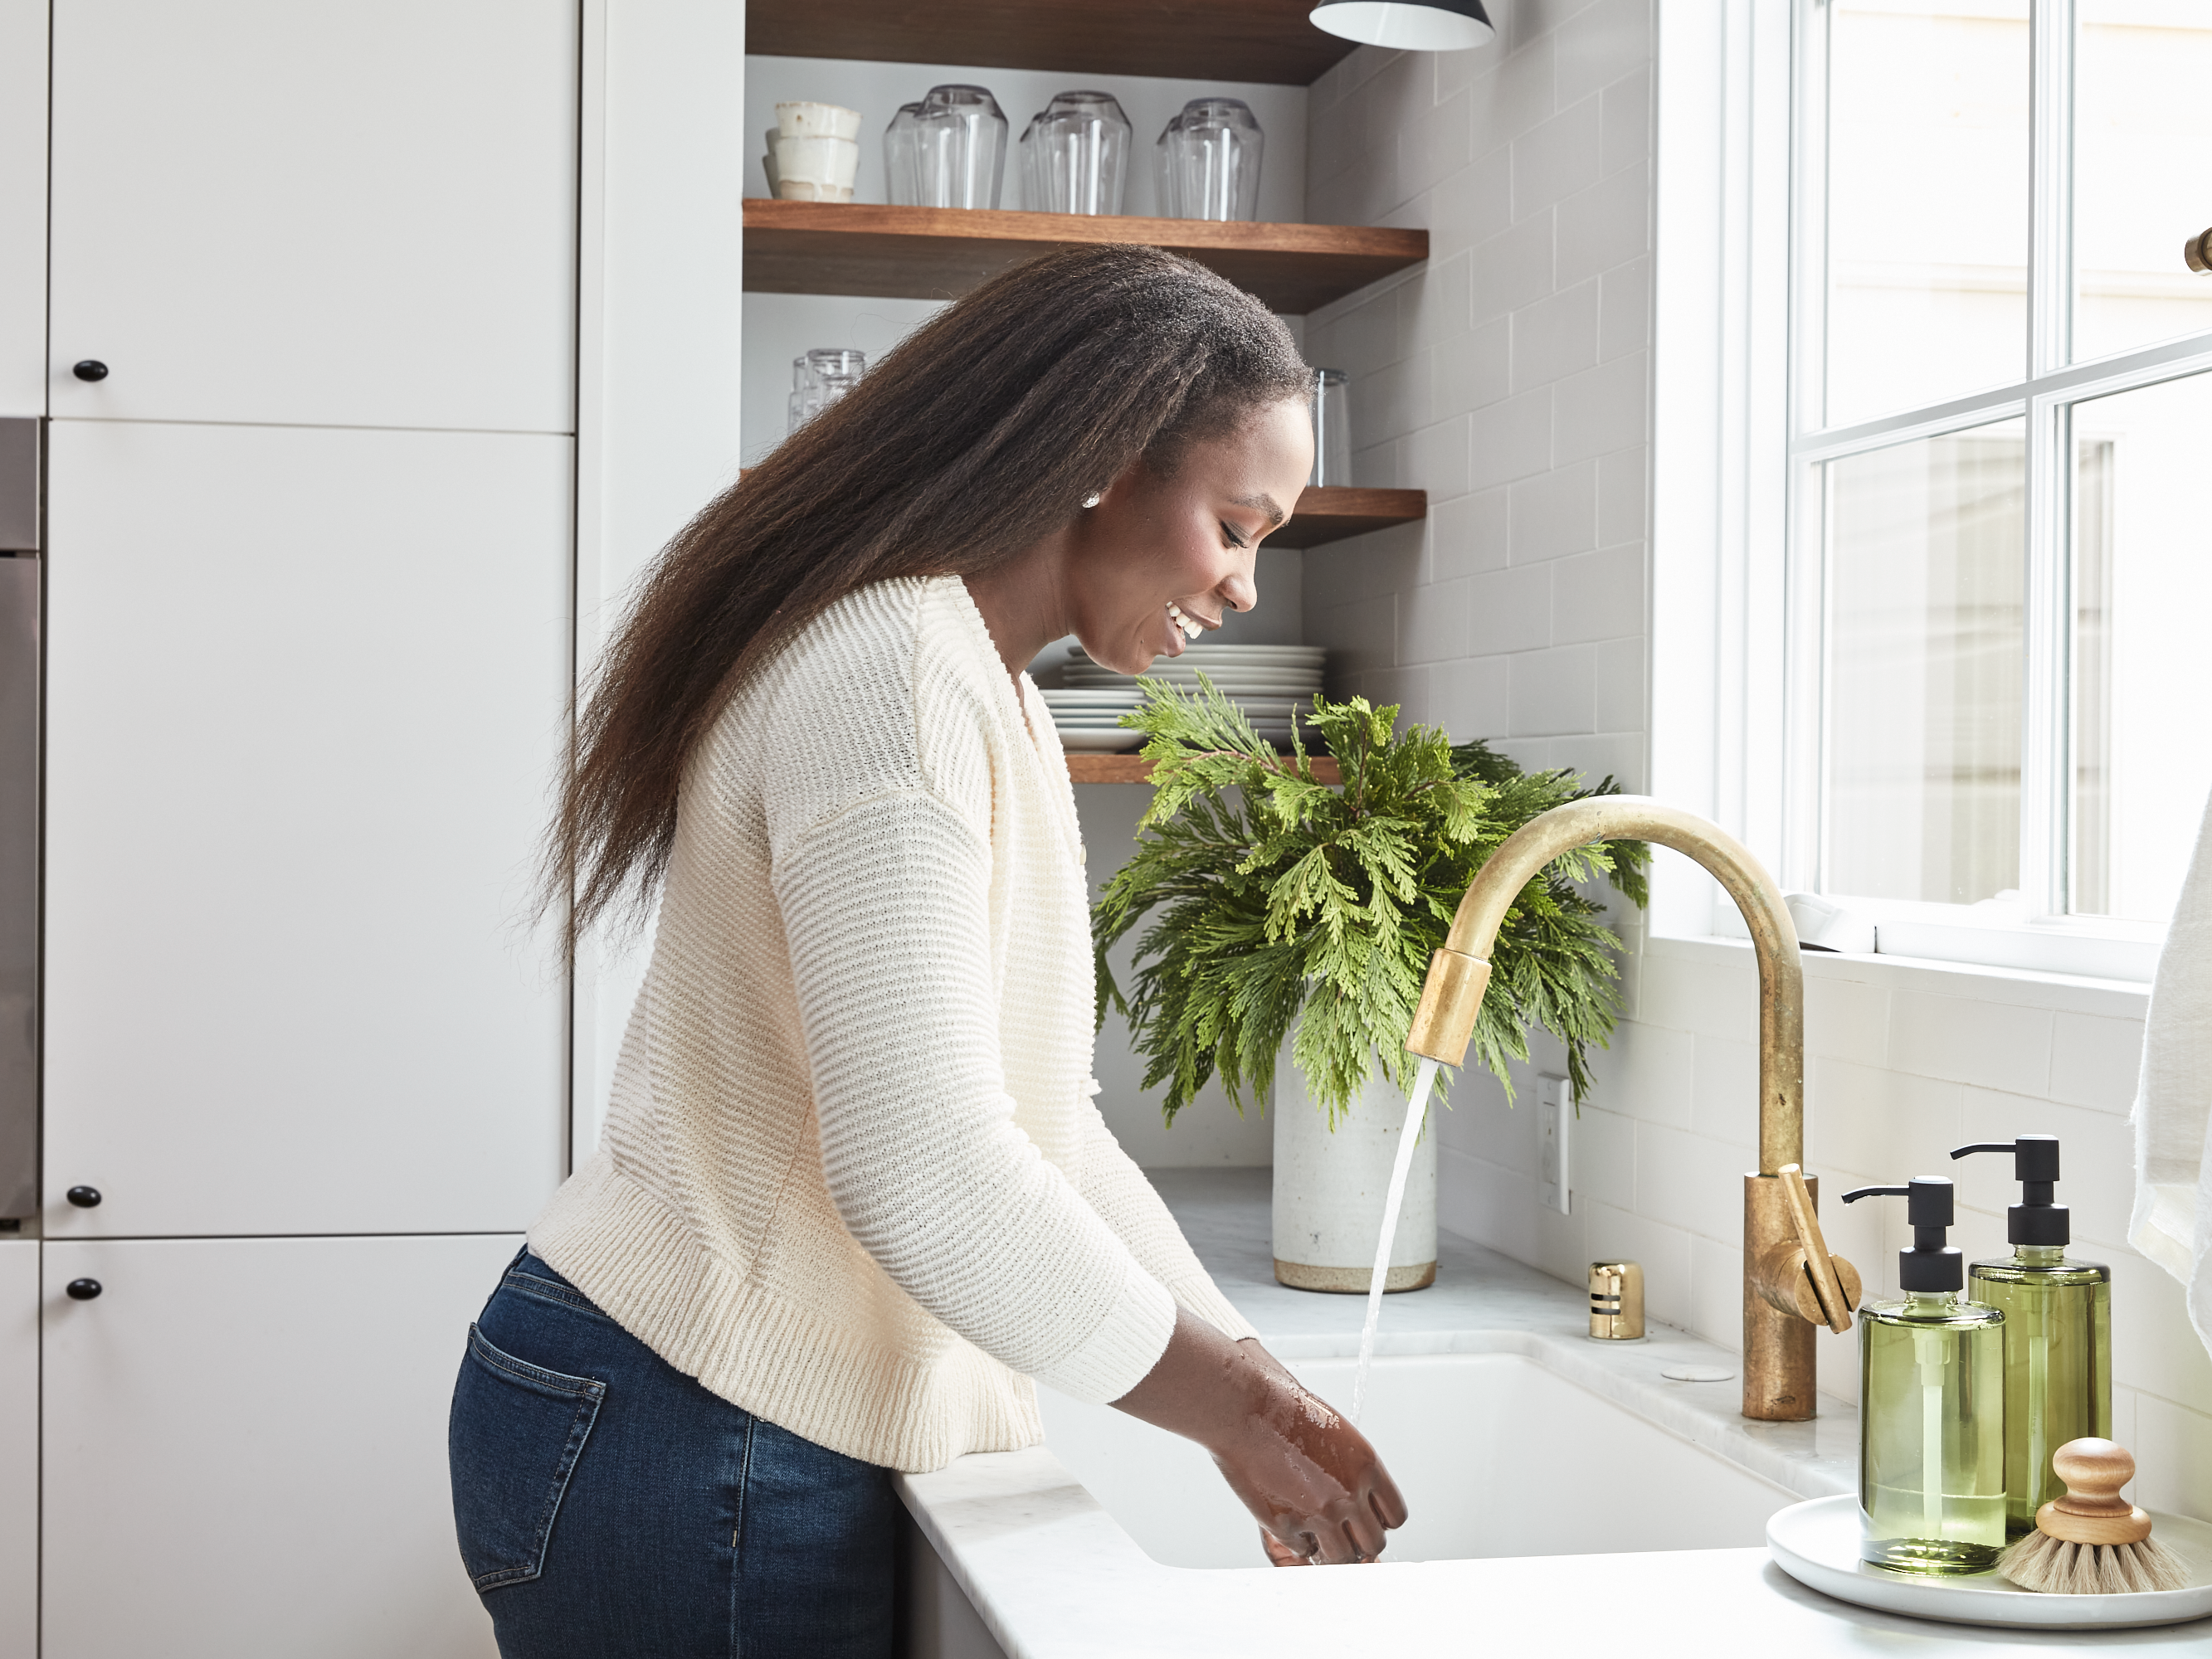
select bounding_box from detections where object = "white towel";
[2131,789,2212,1364]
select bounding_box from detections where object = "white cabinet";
[0,1242,34,1659]
[43,420,569,1238]
[48,0,577,433]
[42,1233,514,1659]
[0,0,46,416]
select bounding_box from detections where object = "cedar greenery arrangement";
[1092,679,1649,1126]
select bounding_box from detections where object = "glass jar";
[1019,90,1130,215]
[1308,368,1352,487]
[1859,1291,2008,1574]
[883,103,923,207]
[914,85,1007,210]
[1156,97,1264,221]
[788,348,867,435]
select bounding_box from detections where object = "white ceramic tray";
[1767,1493,2212,1630]
[1055,727,1145,752]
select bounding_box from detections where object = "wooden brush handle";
[2039,1438,2154,1546]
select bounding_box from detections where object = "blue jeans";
[447,1249,897,1658]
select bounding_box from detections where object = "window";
[1786,0,2212,967]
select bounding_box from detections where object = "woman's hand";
[1110,1309,1406,1566]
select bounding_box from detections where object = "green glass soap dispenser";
[1841,1177,2007,1574]
[1950,1134,2112,1535]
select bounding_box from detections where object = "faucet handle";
[1752,1168,1858,1335]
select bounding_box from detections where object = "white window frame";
[1651,0,2208,984]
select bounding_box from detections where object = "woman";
[447,245,1406,1657]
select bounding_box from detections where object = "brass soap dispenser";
[1841,1177,2008,1575]
[1950,1135,2112,1536]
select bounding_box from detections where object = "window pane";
[1825,1,2030,428]
[2073,4,2212,364]
[1825,424,2025,903]
[2069,372,2212,920]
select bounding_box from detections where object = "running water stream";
[1349,1057,1442,1425]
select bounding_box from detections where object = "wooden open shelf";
[1068,753,1341,786]
[1274,487,1425,547]
[743,200,1429,315]
[746,0,1362,87]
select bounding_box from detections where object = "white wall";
[1288,0,2212,1522]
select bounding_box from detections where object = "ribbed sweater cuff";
[1166,1272,1262,1345]
[1031,1265,1177,1404]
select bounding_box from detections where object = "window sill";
[1643,931,2151,1019]
[1708,893,2162,985]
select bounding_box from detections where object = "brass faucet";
[1405,796,1861,1422]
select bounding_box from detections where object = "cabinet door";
[0,1242,33,1659]
[0,0,46,416]
[42,1233,514,1659]
[44,421,568,1238]
[49,0,577,432]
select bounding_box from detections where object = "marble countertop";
[896,1168,2212,1657]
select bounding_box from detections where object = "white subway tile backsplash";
[1551,541,1644,643]
[1401,577,1471,665]
[1888,990,2054,1097]
[1581,1198,1695,1327]
[1469,213,1557,324]
[1432,484,1509,580]
[2107,1249,2212,1415]
[2132,1394,2212,1523]
[2048,1011,2145,1117]
[1552,350,1648,465]
[1402,88,1476,199]
[1958,1089,2137,1249]
[1636,948,1757,1040]
[1590,1018,1693,1128]
[1507,459,1597,562]
[1352,350,1435,443]
[1547,730,1644,792]
[1404,412,1474,502]
[1598,254,1651,361]
[1803,1058,1964,1183]
[1689,1034,1761,1154]
[1600,66,1653,176]
[1592,634,1645,732]
[1435,315,1513,415]
[1510,279,1602,392]
[1596,444,1648,546]
[1466,385,1555,490]
[1320,289,1404,377]
[1636,1121,1747,1243]
[1470,36,1556,157]
[1556,161,1653,286]
[1467,561,1552,655]
[1555,0,1655,107]
[1575,1102,1637,1210]
[1803,973,1890,1065]
[1511,95,1604,221]
[1435,654,1511,738]
[1426,146,1514,259]
[1508,645,1596,735]
[1690,1233,1747,1364]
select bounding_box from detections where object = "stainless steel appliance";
[0,417,38,1222]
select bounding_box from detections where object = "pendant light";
[1309,1,1494,51]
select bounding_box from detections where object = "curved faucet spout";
[1404,795,1803,1174]
[1402,795,1850,1423]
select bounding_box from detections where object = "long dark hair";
[553,243,1310,937]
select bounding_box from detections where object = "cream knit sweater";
[531,574,1258,1472]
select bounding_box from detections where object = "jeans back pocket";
[448,1323,607,1591]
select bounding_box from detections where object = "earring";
[1081,491,1102,509]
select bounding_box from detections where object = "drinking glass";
[1157,98,1263,221]
[1308,368,1351,487]
[1019,90,1130,215]
[914,85,1007,210]
[883,103,923,206]
[788,348,866,435]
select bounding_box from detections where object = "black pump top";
[1950,1134,2068,1247]
[1842,1176,1963,1293]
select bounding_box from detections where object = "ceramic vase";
[1270,1035,1436,1292]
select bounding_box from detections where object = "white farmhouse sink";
[1039,1350,1795,1568]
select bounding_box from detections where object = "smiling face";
[1063,398,1315,674]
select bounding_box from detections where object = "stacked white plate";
[1060,644,1326,748]
[1039,687,1147,752]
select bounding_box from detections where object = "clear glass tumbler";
[1019,90,1130,215]
[914,85,1007,210]
[883,103,923,206]
[788,348,867,435]
[1308,368,1351,487]
[1157,97,1264,221]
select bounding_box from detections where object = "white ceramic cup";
[776,101,863,141]
[773,134,859,202]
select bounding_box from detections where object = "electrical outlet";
[1537,1073,1572,1215]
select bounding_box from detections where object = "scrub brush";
[1996,1438,2190,1594]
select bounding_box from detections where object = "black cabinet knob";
[72,360,108,382]
[66,1185,101,1208]
[66,1278,101,1301]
